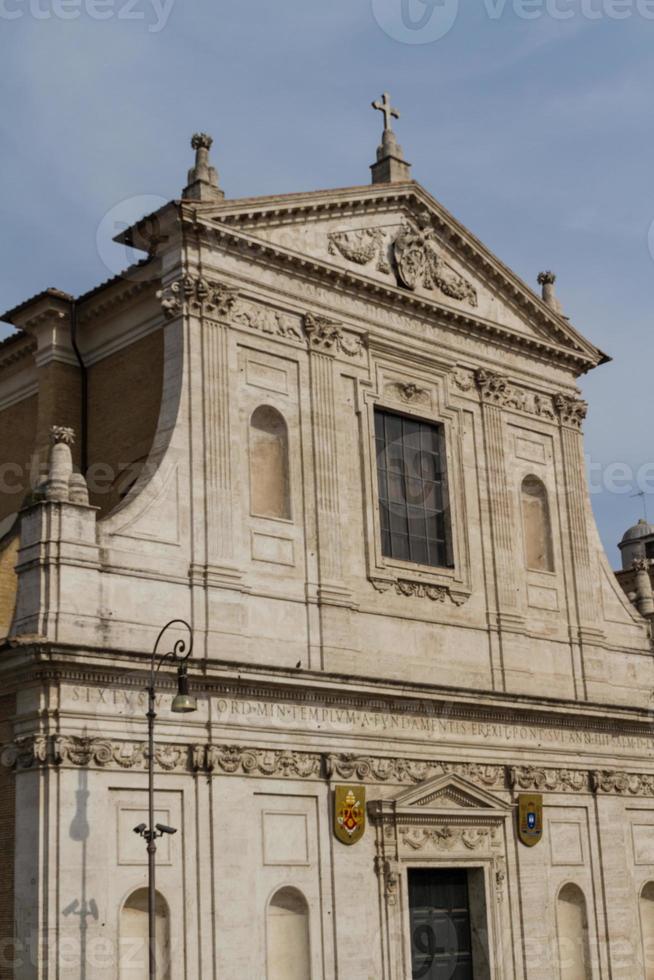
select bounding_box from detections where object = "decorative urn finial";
[182,132,225,202]
[370,93,412,186]
[537,271,562,314]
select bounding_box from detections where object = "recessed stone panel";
[262,812,309,866]
[251,530,295,566]
[549,820,584,866]
[632,824,654,866]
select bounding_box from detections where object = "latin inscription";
[213,697,653,753]
[62,685,654,755]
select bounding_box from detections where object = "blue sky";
[1,0,652,563]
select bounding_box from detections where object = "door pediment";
[392,772,512,814]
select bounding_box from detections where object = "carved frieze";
[393,213,478,307]
[158,275,239,320]
[475,369,557,419]
[328,228,391,274]
[509,765,589,793]
[232,299,304,342]
[327,754,504,788]
[5,737,654,799]
[399,825,497,852]
[473,369,585,430]
[304,313,367,358]
[199,744,322,778]
[370,577,468,606]
[0,734,49,769]
[591,770,654,796]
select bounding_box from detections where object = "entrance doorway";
[408,868,475,980]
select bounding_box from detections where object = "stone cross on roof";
[372,92,400,133]
[370,92,411,186]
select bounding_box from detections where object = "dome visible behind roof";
[620,518,654,546]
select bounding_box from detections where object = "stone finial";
[537,271,563,314]
[371,93,411,186]
[68,473,89,506]
[182,132,225,202]
[632,558,654,618]
[42,426,89,505]
[51,426,76,446]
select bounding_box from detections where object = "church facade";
[1,103,653,979]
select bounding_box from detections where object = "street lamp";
[133,619,197,980]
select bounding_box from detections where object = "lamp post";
[134,619,197,980]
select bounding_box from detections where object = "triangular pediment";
[393,772,511,812]
[184,181,605,371]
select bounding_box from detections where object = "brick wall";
[0,535,18,639]
[0,396,38,523]
[87,328,164,515]
[34,361,82,470]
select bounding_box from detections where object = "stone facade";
[0,126,653,979]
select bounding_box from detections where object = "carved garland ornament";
[4,737,654,798]
[509,765,588,793]
[328,228,391,274]
[399,825,497,852]
[370,577,467,606]
[158,275,239,320]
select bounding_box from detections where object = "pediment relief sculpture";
[327,212,478,307]
[328,227,391,273]
[393,213,478,307]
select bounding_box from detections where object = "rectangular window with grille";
[374,409,453,569]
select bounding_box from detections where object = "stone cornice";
[2,648,654,741]
[0,333,36,373]
[184,184,603,370]
[203,218,598,374]
[4,736,654,798]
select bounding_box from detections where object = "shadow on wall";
[62,766,98,979]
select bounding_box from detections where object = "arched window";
[640,882,654,978]
[521,475,554,572]
[556,883,591,980]
[119,888,170,979]
[250,406,291,520]
[266,887,311,980]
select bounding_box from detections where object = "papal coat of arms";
[334,785,366,845]
[517,793,543,847]
[393,212,478,307]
